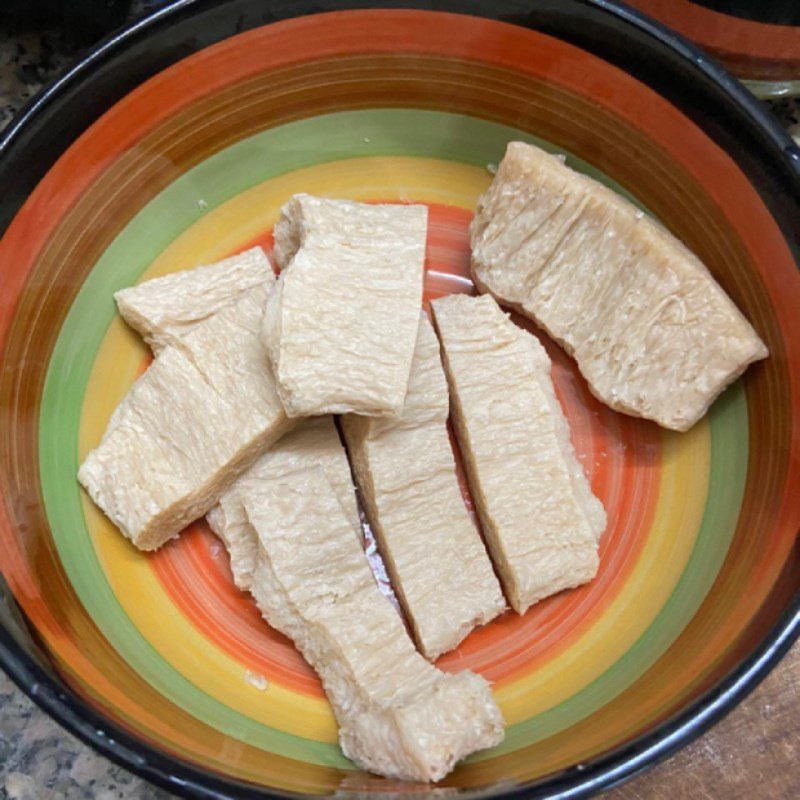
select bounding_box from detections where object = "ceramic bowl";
[625,1,800,97]
[0,1,798,798]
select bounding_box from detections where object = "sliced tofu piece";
[115,248,272,354]
[207,416,358,591]
[79,284,292,550]
[470,141,768,431]
[243,466,504,781]
[112,252,303,569]
[431,293,605,614]
[263,194,427,417]
[342,314,506,659]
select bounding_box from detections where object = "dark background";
[694,1,800,26]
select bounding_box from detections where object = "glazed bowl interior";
[0,2,798,798]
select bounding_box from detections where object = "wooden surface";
[603,641,800,799]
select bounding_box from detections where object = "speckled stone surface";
[0,6,798,799]
[0,670,173,800]
[0,2,155,131]
[0,25,72,130]
[772,94,800,141]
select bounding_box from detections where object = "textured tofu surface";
[263,194,427,416]
[470,142,768,431]
[207,417,358,591]
[115,248,272,354]
[112,252,303,568]
[243,466,504,781]
[79,284,291,550]
[342,314,505,659]
[431,294,605,614]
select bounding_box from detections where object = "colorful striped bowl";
[0,2,798,798]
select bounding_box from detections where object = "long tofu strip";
[431,294,605,614]
[471,142,768,431]
[243,466,504,781]
[263,194,427,417]
[342,314,506,659]
[115,247,272,353]
[208,417,358,590]
[79,282,291,550]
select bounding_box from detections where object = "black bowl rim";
[0,1,799,798]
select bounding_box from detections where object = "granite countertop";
[0,7,798,800]
[0,671,171,800]
[0,23,72,130]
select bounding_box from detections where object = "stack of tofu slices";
[79,142,767,782]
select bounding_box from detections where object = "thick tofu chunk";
[263,195,427,417]
[112,252,305,570]
[243,466,504,781]
[79,284,291,550]
[431,294,605,614]
[115,248,272,354]
[471,141,768,431]
[342,314,505,659]
[207,417,358,591]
